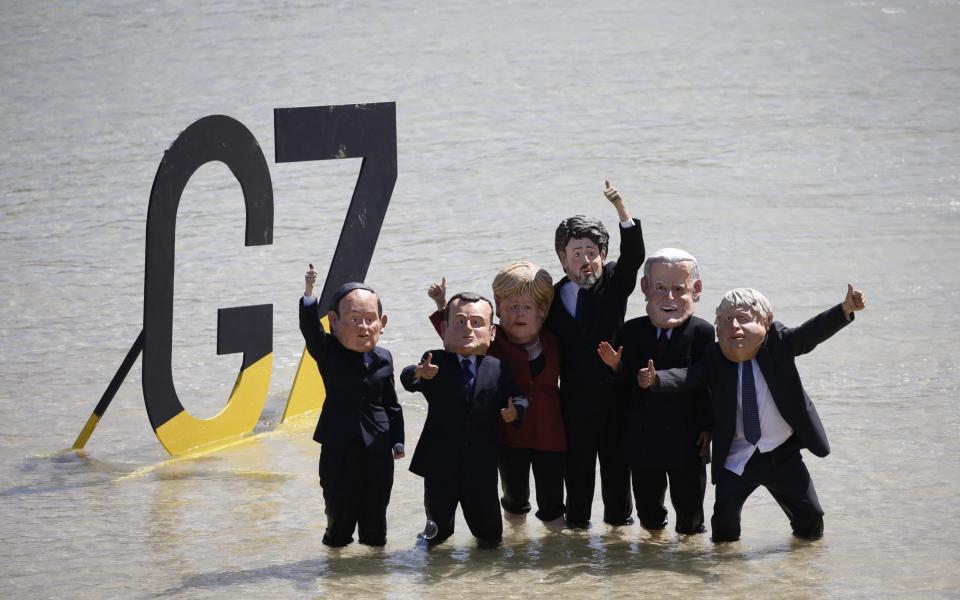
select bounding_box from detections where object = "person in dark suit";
[401,292,526,548]
[426,263,567,526]
[598,248,713,534]
[299,267,405,548]
[546,180,645,528]
[638,284,867,542]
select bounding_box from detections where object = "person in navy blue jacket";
[300,267,405,548]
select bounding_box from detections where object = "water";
[2,0,959,597]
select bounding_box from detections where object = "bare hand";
[696,431,711,457]
[842,283,866,316]
[304,263,318,296]
[501,398,518,423]
[637,359,656,388]
[603,179,622,204]
[428,276,447,312]
[597,341,623,370]
[393,443,405,459]
[415,352,439,380]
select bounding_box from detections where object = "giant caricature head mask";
[327,283,387,353]
[441,292,496,356]
[554,215,609,289]
[714,287,773,363]
[492,261,554,345]
[641,248,703,330]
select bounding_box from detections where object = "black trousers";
[318,437,394,547]
[563,411,633,526]
[712,446,824,542]
[423,468,503,547]
[498,446,566,522]
[630,463,707,534]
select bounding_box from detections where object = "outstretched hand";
[597,341,623,370]
[501,398,518,423]
[637,359,656,388]
[428,277,447,312]
[415,352,439,380]
[842,283,866,317]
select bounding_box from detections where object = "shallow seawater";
[1,0,959,597]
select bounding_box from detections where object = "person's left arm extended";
[604,180,645,292]
[785,283,867,356]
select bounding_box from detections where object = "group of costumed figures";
[298,181,867,548]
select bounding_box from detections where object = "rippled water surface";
[2,1,959,597]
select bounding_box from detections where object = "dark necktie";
[656,328,670,358]
[741,361,762,445]
[461,358,475,400]
[575,288,587,325]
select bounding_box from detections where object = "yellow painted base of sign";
[155,353,273,456]
[281,316,328,423]
[72,413,101,449]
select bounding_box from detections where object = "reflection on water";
[2,0,960,597]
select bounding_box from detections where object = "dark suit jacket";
[656,304,853,482]
[615,315,714,469]
[401,351,518,486]
[546,219,645,417]
[299,298,404,452]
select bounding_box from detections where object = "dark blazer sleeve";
[690,322,715,431]
[381,349,405,446]
[299,297,328,363]
[609,218,646,294]
[655,356,710,393]
[401,351,435,394]
[400,364,422,393]
[781,303,853,357]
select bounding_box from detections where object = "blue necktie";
[461,358,475,399]
[741,361,761,445]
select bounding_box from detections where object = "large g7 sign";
[73,102,396,456]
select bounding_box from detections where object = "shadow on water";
[0,450,141,497]
[0,449,294,497]
[153,529,818,597]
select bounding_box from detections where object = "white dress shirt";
[724,359,794,476]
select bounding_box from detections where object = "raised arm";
[784,284,866,357]
[604,180,645,293]
[299,263,328,362]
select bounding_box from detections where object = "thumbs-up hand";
[501,398,518,423]
[637,359,657,389]
[597,341,623,370]
[842,283,866,317]
[415,352,439,380]
[304,263,318,296]
[603,179,622,204]
[428,276,447,312]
